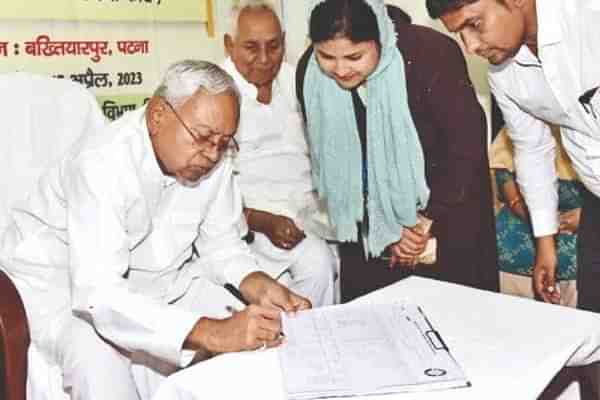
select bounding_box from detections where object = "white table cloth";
[152,277,600,400]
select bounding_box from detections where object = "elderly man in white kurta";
[0,60,310,400]
[222,1,337,307]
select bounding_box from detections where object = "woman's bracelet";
[508,196,522,209]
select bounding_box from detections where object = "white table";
[152,277,600,400]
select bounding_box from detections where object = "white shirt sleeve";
[191,163,259,288]
[490,76,559,237]
[64,154,200,367]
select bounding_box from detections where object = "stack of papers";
[279,303,469,399]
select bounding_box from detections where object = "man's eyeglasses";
[162,97,239,155]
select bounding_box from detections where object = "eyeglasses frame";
[161,97,239,155]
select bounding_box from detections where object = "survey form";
[278,303,469,399]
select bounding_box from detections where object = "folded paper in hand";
[416,213,436,265]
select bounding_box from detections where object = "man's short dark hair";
[426,0,479,19]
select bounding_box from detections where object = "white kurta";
[0,107,258,367]
[222,58,314,223]
[488,0,600,237]
[220,58,337,306]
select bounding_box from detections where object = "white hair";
[226,0,282,39]
[154,59,240,106]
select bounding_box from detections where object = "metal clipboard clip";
[426,329,449,351]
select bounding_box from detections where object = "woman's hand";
[506,196,529,221]
[387,226,430,268]
[496,173,529,221]
[558,208,581,234]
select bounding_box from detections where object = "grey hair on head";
[154,59,240,106]
[226,0,282,39]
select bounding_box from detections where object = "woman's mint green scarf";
[304,0,430,256]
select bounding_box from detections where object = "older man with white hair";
[222,0,338,307]
[0,59,310,400]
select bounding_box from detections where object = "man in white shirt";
[0,60,310,399]
[221,0,337,307]
[428,0,600,312]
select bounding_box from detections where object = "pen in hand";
[224,283,250,306]
[224,282,286,338]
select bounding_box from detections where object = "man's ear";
[146,97,165,137]
[224,34,234,57]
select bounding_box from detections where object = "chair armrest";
[0,270,30,400]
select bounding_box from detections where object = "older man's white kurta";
[221,58,337,306]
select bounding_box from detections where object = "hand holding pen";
[225,283,250,306]
[225,272,311,346]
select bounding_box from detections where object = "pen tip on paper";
[226,305,239,314]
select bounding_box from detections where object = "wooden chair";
[0,270,29,400]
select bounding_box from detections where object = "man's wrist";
[183,317,215,355]
[244,208,271,234]
[239,271,272,303]
[534,235,557,266]
[535,235,556,250]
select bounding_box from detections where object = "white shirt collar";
[513,45,541,66]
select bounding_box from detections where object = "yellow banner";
[0,0,207,22]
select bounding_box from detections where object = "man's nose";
[257,47,269,64]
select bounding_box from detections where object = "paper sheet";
[279,303,469,399]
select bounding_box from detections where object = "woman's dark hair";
[309,0,380,45]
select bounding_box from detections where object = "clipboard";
[279,303,470,399]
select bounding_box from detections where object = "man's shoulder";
[538,0,596,22]
[536,0,598,49]
[275,61,297,98]
[67,109,145,177]
[278,61,296,81]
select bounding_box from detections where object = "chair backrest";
[0,73,107,400]
[0,269,30,400]
[0,72,107,233]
